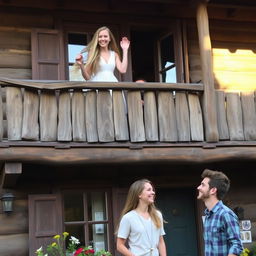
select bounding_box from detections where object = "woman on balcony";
[75,26,130,81]
[116,179,167,256]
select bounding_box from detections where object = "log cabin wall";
[0,10,55,79]
[187,18,256,91]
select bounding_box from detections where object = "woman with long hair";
[75,26,130,81]
[117,179,167,256]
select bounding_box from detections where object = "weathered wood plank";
[1,162,22,188]
[97,90,114,142]
[85,90,98,142]
[0,68,31,79]
[188,93,204,141]
[72,91,86,142]
[112,91,129,141]
[0,233,29,256]
[127,91,145,142]
[158,91,178,142]
[0,87,3,141]
[216,91,229,140]
[0,30,30,50]
[0,49,31,69]
[1,145,256,164]
[226,92,244,140]
[144,91,158,141]
[196,3,219,142]
[6,87,22,140]
[0,199,28,234]
[241,91,256,140]
[175,92,190,141]
[58,91,72,141]
[40,91,57,141]
[22,89,39,140]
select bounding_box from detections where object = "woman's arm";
[117,237,135,256]
[158,236,167,256]
[75,53,92,80]
[115,37,130,74]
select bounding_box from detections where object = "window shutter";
[28,194,63,256]
[31,29,65,80]
[112,188,128,256]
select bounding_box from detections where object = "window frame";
[61,188,114,253]
[156,21,185,83]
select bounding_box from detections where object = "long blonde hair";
[81,26,120,75]
[118,179,162,230]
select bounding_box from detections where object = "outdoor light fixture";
[1,193,15,214]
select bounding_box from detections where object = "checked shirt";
[203,200,243,256]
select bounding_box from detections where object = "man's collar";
[205,200,222,216]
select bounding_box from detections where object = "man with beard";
[197,169,243,256]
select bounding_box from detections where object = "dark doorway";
[156,188,199,256]
[131,30,156,82]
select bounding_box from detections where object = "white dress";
[90,50,118,82]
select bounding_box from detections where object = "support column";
[196,2,219,142]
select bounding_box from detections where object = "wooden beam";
[196,2,219,142]
[0,146,255,165]
[1,162,22,188]
[0,78,204,92]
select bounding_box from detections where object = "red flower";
[89,249,95,254]
[74,248,84,256]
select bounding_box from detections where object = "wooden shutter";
[112,187,128,256]
[28,194,63,256]
[31,29,65,80]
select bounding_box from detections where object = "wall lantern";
[1,193,15,214]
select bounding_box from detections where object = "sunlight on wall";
[213,48,256,91]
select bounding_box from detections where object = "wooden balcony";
[0,78,256,148]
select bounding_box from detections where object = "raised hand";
[120,37,130,51]
[75,54,84,65]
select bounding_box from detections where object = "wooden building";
[0,0,256,255]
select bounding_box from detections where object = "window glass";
[64,192,84,221]
[68,33,88,81]
[88,192,107,221]
[89,224,109,251]
[159,34,177,83]
[65,225,85,247]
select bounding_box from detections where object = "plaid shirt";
[203,201,243,256]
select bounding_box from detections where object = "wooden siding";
[187,20,256,91]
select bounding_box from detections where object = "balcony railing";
[0,78,255,146]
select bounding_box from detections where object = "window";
[158,33,177,83]
[68,33,92,81]
[63,190,112,251]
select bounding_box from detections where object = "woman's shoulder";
[156,209,163,218]
[122,210,136,219]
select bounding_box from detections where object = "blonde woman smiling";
[75,26,130,82]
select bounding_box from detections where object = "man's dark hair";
[201,169,230,200]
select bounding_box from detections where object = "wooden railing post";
[196,2,219,142]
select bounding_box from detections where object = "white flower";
[70,236,80,245]
[36,247,43,253]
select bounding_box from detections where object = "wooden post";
[196,2,219,142]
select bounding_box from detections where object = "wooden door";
[156,188,199,256]
[31,29,65,80]
[28,194,63,256]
